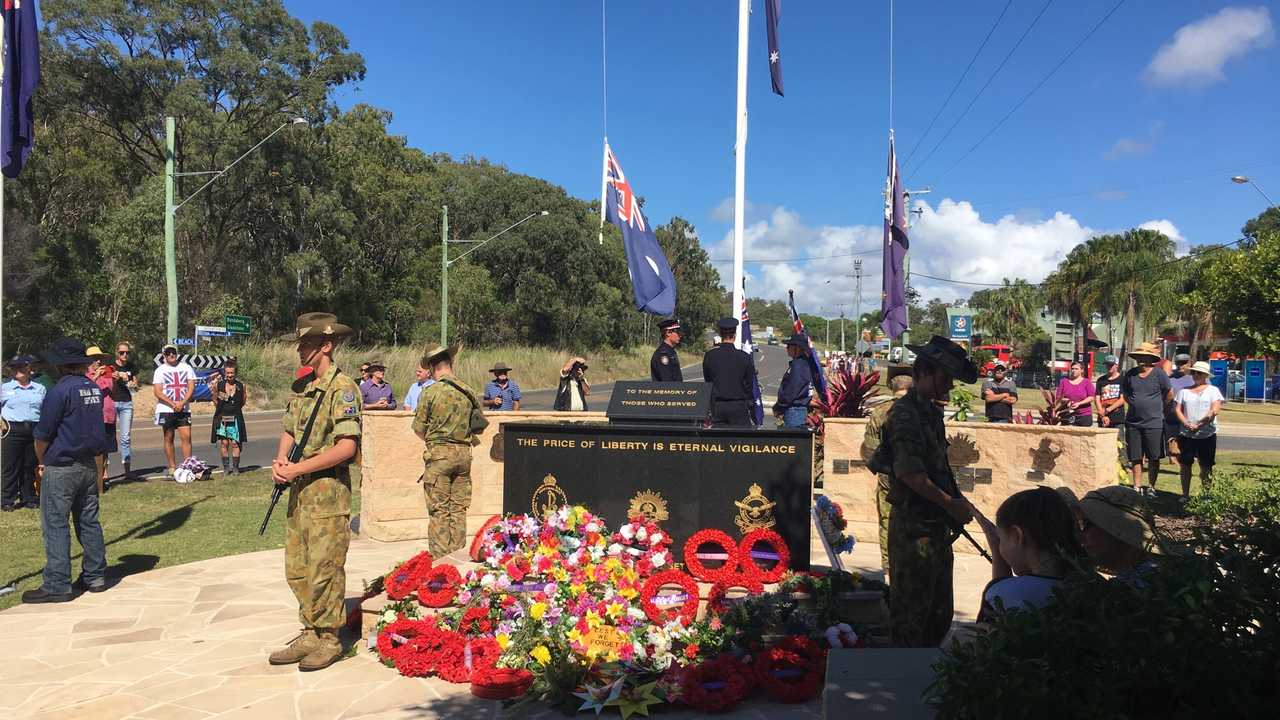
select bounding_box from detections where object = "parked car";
[976,343,1022,377]
[767,337,778,346]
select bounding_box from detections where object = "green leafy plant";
[948,387,975,421]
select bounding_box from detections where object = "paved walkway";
[0,537,988,720]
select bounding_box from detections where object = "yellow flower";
[529,601,548,620]
[570,583,587,597]
[619,586,639,600]
[530,645,552,665]
[567,628,583,644]
[606,602,625,620]
[585,610,603,629]
[496,633,510,650]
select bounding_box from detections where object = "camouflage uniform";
[412,378,478,556]
[281,365,362,631]
[882,387,955,648]
[862,398,898,582]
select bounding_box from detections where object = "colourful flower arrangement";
[814,494,855,554]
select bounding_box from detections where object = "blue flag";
[2,0,40,179]
[740,283,765,426]
[603,142,676,316]
[881,135,909,339]
[765,0,784,96]
[788,290,828,402]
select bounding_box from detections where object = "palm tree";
[972,278,1041,345]
[1042,242,1098,356]
[1100,229,1178,358]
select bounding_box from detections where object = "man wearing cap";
[861,365,913,582]
[23,338,109,603]
[267,313,362,671]
[1121,342,1172,497]
[877,336,978,647]
[359,361,396,411]
[650,318,684,382]
[153,344,196,478]
[773,335,814,428]
[483,362,522,412]
[702,317,756,427]
[980,362,1018,423]
[412,342,481,557]
[2,355,45,511]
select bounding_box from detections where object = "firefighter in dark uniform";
[650,318,683,382]
[702,317,756,427]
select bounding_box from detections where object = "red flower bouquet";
[469,514,502,562]
[683,528,740,583]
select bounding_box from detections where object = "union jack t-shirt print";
[154,360,195,417]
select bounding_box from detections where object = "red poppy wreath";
[753,635,826,704]
[640,569,701,626]
[705,575,765,616]
[681,655,751,713]
[683,528,740,583]
[417,563,462,607]
[738,528,790,584]
[384,551,433,600]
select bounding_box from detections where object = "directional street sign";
[225,315,251,334]
[169,338,196,346]
[195,325,232,337]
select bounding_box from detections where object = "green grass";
[1144,450,1280,496]
[1217,402,1280,426]
[0,469,360,612]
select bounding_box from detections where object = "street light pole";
[1231,175,1277,207]
[440,209,549,346]
[853,259,863,355]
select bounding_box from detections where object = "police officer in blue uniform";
[650,318,683,382]
[702,317,757,428]
[774,334,815,428]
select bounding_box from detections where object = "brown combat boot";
[298,629,343,671]
[268,629,319,665]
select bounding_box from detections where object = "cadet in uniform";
[860,365,913,583]
[773,334,814,428]
[702,317,757,427]
[876,336,977,647]
[650,318,683,382]
[412,342,481,557]
[269,313,362,671]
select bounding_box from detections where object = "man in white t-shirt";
[153,345,196,478]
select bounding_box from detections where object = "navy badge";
[343,391,356,403]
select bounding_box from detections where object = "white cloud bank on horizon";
[1145,6,1274,87]
[704,199,1186,316]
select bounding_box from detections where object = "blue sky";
[286,1,1278,313]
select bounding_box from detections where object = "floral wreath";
[739,528,790,584]
[437,634,500,684]
[471,667,535,700]
[753,635,826,704]
[705,575,765,616]
[640,569,701,626]
[683,528,740,583]
[374,617,433,665]
[680,655,752,713]
[378,620,453,677]
[385,551,433,600]
[469,514,502,562]
[459,606,494,636]
[417,564,462,607]
[608,516,672,577]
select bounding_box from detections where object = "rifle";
[258,382,329,536]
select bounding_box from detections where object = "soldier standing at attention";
[773,335,815,428]
[702,317,756,427]
[412,342,480,557]
[878,336,978,647]
[860,365,913,583]
[268,313,362,671]
[650,318,683,382]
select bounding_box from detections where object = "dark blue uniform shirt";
[34,374,107,466]
[776,357,814,408]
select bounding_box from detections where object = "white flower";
[480,573,496,587]
[620,525,636,540]
[585,521,601,533]
[651,551,668,568]
[649,532,664,545]
[632,641,648,659]
[628,607,648,621]
[382,609,396,623]
[636,527,648,542]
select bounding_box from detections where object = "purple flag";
[765,0,783,96]
[881,136,909,339]
[2,0,41,179]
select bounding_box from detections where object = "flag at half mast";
[1,0,41,178]
[764,0,784,96]
[601,140,677,316]
[880,134,909,339]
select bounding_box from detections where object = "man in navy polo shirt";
[24,338,109,604]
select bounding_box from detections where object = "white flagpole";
[598,139,609,245]
[731,0,749,348]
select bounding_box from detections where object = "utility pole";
[164,117,177,342]
[894,186,931,352]
[440,205,449,347]
[852,259,863,356]
[837,303,847,354]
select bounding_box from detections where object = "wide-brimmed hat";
[282,312,354,343]
[1190,361,1212,375]
[1128,341,1161,361]
[41,337,98,366]
[906,335,979,384]
[422,342,461,367]
[84,345,111,361]
[490,362,513,374]
[5,354,37,368]
[1080,486,1161,554]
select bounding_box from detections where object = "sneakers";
[268,629,320,665]
[298,629,344,671]
[22,587,74,604]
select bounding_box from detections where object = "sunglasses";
[117,350,130,355]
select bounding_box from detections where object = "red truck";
[976,344,1021,377]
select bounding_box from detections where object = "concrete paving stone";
[72,627,166,649]
[12,681,127,715]
[206,690,298,720]
[0,683,43,710]
[337,676,437,719]
[297,685,372,720]
[131,674,227,704]
[219,660,303,677]
[73,618,141,634]
[12,646,105,667]
[24,691,154,720]
[118,670,188,696]
[209,604,286,624]
[128,702,214,720]
[4,659,105,685]
[296,656,397,690]
[74,656,178,686]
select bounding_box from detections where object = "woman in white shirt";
[1173,361,1224,501]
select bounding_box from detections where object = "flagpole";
[598,0,608,245]
[731,0,749,348]
[598,138,608,245]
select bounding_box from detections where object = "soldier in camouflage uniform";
[860,366,913,583]
[268,313,362,671]
[878,336,977,648]
[412,342,480,557]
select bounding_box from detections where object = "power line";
[938,0,1128,179]
[912,0,1054,175]
[707,248,881,264]
[903,0,1014,167]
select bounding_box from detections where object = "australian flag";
[603,141,677,316]
[881,135,909,339]
[765,0,784,96]
[788,290,829,402]
[1,0,40,179]
[740,281,765,426]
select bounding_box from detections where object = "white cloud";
[1145,6,1274,87]
[706,200,1188,313]
[1105,137,1154,159]
[1137,219,1189,254]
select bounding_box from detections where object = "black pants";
[2,421,39,507]
[711,400,752,427]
